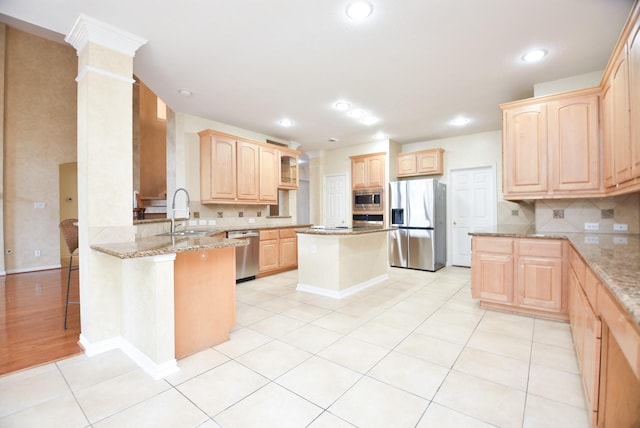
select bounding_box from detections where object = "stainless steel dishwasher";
[227,230,260,282]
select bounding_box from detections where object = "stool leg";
[64,254,73,330]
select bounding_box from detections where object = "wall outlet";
[584,222,599,231]
[198,219,207,226]
[584,236,600,244]
[614,236,629,245]
[248,218,255,224]
[35,250,41,257]
[613,223,628,232]
[208,219,216,226]
[188,220,197,226]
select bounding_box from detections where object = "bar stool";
[60,218,79,329]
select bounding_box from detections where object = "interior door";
[323,174,348,227]
[451,165,497,267]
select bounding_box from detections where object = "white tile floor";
[0,267,591,428]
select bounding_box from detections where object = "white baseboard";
[79,334,179,380]
[297,273,389,299]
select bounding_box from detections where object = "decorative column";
[65,15,147,349]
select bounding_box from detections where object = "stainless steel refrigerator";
[389,179,446,271]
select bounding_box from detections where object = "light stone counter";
[91,235,246,259]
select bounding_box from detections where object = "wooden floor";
[0,268,82,376]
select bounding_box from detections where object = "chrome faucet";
[171,187,191,234]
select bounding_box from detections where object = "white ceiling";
[0,0,634,152]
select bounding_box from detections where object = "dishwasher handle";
[227,230,259,239]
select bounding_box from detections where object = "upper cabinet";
[501,88,601,200]
[279,147,299,189]
[397,148,444,178]
[602,12,640,192]
[351,153,386,189]
[502,101,548,197]
[602,45,631,188]
[199,129,284,204]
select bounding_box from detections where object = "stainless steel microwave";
[353,188,383,212]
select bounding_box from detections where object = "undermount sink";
[157,230,209,237]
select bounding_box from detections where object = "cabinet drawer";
[518,239,563,258]
[260,229,279,240]
[472,237,513,254]
[279,228,296,239]
[569,247,586,285]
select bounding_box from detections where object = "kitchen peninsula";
[296,226,392,298]
[90,234,247,378]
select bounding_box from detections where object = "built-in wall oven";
[352,213,384,228]
[353,188,383,212]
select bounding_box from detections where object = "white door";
[324,174,348,227]
[451,165,497,267]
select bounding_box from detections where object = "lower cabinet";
[568,248,601,426]
[258,227,298,276]
[471,236,566,319]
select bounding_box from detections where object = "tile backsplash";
[498,200,536,226]
[535,194,640,234]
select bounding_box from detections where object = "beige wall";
[4,27,77,273]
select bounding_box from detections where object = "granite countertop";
[470,227,640,329]
[91,235,247,259]
[296,226,393,235]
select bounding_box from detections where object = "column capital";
[65,14,147,57]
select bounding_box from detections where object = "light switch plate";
[613,223,628,231]
[584,222,599,231]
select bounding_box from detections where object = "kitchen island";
[90,234,247,378]
[295,226,392,298]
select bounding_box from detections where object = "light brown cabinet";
[258,227,298,276]
[351,153,386,189]
[501,88,601,199]
[471,237,514,304]
[602,48,632,189]
[568,247,601,426]
[199,129,279,204]
[279,148,300,189]
[471,236,566,319]
[397,148,444,177]
[259,145,279,202]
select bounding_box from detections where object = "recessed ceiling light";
[278,118,294,127]
[328,137,339,142]
[450,117,470,127]
[178,89,192,97]
[522,49,547,63]
[361,116,379,125]
[346,1,373,20]
[347,109,365,118]
[333,100,351,111]
[374,131,386,140]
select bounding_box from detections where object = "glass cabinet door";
[279,151,299,189]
